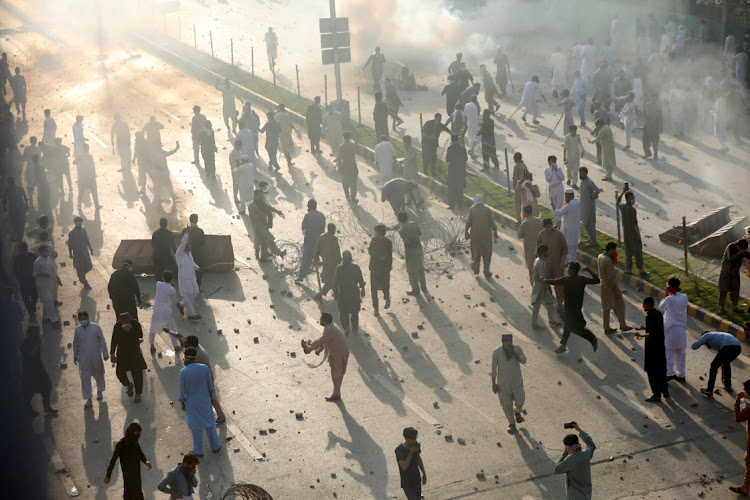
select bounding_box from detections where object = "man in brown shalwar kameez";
[465,194,497,278]
[368,224,392,316]
[537,217,568,313]
[517,205,544,285]
[314,223,342,302]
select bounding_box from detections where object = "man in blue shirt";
[554,422,596,499]
[692,332,742,398]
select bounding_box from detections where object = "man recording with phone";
[554,422,596,499]
[395,427,426,500]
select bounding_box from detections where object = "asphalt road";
[3,2,750,499]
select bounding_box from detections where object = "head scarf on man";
[474,194,485,205]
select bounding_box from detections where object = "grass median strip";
[146,31,747,327]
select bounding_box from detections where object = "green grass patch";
[147,31,747,326]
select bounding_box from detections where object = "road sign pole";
[330,0,343,103]
[504,147,511,195]
[325,74,328,105]
[357,86,361,123]
[296,64,300,96]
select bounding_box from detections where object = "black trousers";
[24,368,52,409]
[422,145,438,175]
[20,286,37,318]
[340,310,359,333]
[116,365,144,395]
[482,149,499,169]
[560,313,596,345]
[708,345,741,391]
[343,181,358,200]
[403,484,422,500]
[371,276,390,311]
[112,298,138,321]
[647,368,668,398]
[309,129,321,152]
[643,133,660,157]
[266,144,280,169]
[203,154,216,177]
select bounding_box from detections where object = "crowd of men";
[2,8,750,499]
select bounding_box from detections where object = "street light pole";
[330,0,343,103]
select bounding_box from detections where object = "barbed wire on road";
[221,483,273,500]
[272,211,467,277]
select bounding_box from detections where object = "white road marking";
[374,374,441,427]
[600,385,657,420]
[42,436,79,497]
[225,420,265,461]
[63,112,108,149]
[158,106,181,122]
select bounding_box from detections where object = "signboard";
[321,32,351,49]
[319,17,349,34]
[322,47,351,65]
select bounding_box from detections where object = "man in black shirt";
[13,241,38,322]
[110,312,148,402]
[108,260,141,320]
[21,327,57,415]
[441,75,461,116]
[421,113,451,177]
[183,214,207,288]
[151,218,176,281]
[104,422,152,498]
[635,297,668,402]
[306,96,323,155]
[545,262,601,354]
[395,427,426,500]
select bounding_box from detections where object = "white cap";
[565,188,575,194]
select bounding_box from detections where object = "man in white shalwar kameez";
[617,92,637,149]
[374,136,396,184]
[235,125,255,163]
[43,109,56,146]
[72,115,86,157]
[148,270,180,353]
[491,333,527,433]
[464,97,480,156]
[550,48,568,97]
[233,155,256,214]
[73,310,108,408]
[544,156,565,221]
[554,188,581,264]
[580,39,598,81]
[33,246,60,327]
[518,76,546,124]
[658,277,689,382]
[177,233,201,320]
[571,71,588,126]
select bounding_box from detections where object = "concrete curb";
[133,32,745,341]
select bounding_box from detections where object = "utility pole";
[330,0,343,103]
